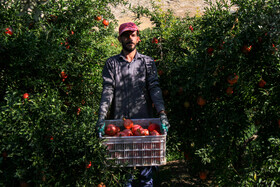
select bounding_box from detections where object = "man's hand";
[95,118,105,138]
[159,112,170,134]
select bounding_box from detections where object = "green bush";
[0,0,132,186]
[135,0,280,185]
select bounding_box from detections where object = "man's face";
[118,31,140,52]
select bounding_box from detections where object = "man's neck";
[122,49,137,62]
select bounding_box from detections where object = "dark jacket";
[98,51,165,119]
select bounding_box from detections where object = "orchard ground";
[154,160,212,186]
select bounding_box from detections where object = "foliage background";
[0,0,133,186]
[135,0,280,185]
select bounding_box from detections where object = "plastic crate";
[101,118,166,167]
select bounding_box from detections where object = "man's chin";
[124,46,136,52]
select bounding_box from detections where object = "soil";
[110,0,210,30]
[111,0,237,31]
[154,160,212,187]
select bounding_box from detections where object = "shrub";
[0,0,131,186]
[134,0,280,185]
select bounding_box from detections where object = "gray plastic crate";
[101,118,166,167]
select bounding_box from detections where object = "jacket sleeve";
[98,59,115,119]
[145,57,165,114]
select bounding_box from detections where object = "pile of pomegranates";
[104,118,161,137]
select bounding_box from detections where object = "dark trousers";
[125,166,158,187]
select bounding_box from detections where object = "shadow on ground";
[154,160,212,187]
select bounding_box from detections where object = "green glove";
[160,123,168,134]
[96,118,105,138]
[160,113,170,134]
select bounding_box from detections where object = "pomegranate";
[197,96,206,106]
[148,123,160,133]
[105,124,118,136]
[132,124,142,134]
[152,37,159,44]
[199,171,207,180]
[22,93,29,100]
[227,73,239,85]
[102,19,109,26]
[123,118,133,129]
[122,129,133,136]
[142,129,149,136]
[258,79,266,88]
[116,131,127,137]
[150,130,160,136]
[5,27,13,36]
[226,86,233,95]
[116,126,121,133]
[134,128,145,136]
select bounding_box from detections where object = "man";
[96,22,169,187]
